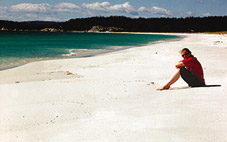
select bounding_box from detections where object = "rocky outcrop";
[88,26,124,32]
[40,28,63,32]
[1,27,8,31]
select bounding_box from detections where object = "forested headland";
[0,16,226,33]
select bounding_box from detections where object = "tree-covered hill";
[0,16,226,32]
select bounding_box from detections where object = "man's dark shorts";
[180,67,205,87]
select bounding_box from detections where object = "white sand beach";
[0,33,227,142]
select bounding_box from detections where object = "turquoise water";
[0,31,179,68]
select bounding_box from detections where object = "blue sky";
[0,0,226,21]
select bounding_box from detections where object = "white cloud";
[42,17,60,21]
[25,14,38,19]
[161,15,167,18]
[202,12,211,16]
[138,6,172,16]
[152,7,171,15]
[82,2,110,11]
[81,2,138,15]
[55,2,80,12]
[110,2,138,15]
[187,11,193,16]
[0,7,7,15]
[0,7,5,13]
[138,7,147,12]
[10,3,51,13]
[0,7,11,19]
[0,2,173,21]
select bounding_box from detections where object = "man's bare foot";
[156,85,170,91]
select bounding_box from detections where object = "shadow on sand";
[169,85,221,90]
[204,85,221,87]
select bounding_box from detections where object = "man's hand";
[175,61,185,68]
[157,85,170,91]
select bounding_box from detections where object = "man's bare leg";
[157,69,181,91]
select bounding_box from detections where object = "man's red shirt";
[181,56,205,83]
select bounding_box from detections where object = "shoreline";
[0,33,227,141]
[0,33,182,71]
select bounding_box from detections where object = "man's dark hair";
[181,48,191,54]
[181,48,193,57]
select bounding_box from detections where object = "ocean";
[0,31,179,69]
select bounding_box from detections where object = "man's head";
[181,48,192,59]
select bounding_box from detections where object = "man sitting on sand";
[157,48,205,91]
